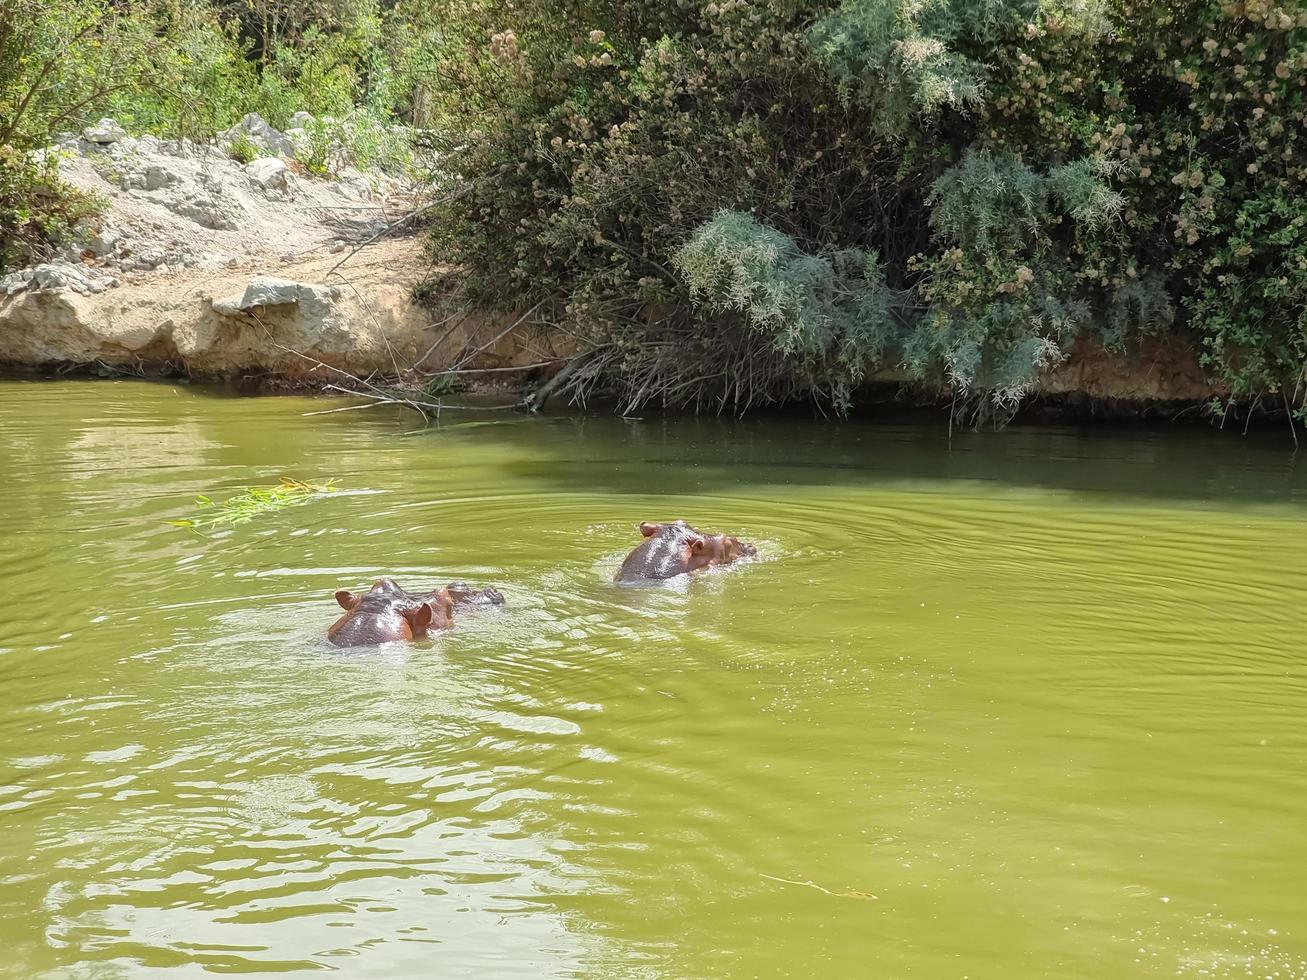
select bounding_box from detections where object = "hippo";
[442,581,507,610]
[326,578,504,647]
[614,520,757,583]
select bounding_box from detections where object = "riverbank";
[0,114,1233,419]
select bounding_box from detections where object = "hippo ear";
[640,522,663,537]
[407,602,434,634]
[335,590,358,610]
[687,535,707,554]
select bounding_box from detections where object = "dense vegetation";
[3,0,1305,419]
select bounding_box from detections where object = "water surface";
[1,379,1305,978]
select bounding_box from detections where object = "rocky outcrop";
[0,116,577,384]
[0,239,564,380]
[244,157,289,191]
[1,116,403,299]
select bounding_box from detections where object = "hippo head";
[440,581,507,609]
[329,578,454,646]
[637,521,757,575]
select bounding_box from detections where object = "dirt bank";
[0,236,563,382]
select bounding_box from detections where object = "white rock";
[212,276,337,316]
[222,113,294,158]
[86,227,121,257]
[105,137,139,160]
[157,138,196,158]
[245,157,289,191]
[28,261,106,294]
[178,198,239,230]
[82,118,127,144]
[138,164,180,191]
[289,111,315,129]
[136,248,166,269]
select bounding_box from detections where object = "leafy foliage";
[807,0,1024,136]
[4,0,1305,419]
[676,210,897,377]
[419,0,1307,419]
[166,478,338,531]
[0,145,102,267]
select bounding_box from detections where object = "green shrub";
[418,0,1307,418]
[676,210,897,376]
[225,132,264,165]
[297,110,413,177]
[107,7,258,139]
[0,146,104,268]
[0,0,167,148]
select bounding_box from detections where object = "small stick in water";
[761,873,878,901]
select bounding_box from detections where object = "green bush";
[225,132,264,165]
[107,7,258,139]
[297,110,413,177]
[0,146,103,268]
[418,0,1307,418]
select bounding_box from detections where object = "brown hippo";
[327,578,504,647]
[614,520,757,583]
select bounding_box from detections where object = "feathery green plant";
[167,478,338,531]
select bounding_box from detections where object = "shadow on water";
[21,375,1302,508]
[385,408,1307,510]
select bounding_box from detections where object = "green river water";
[1,379,1305,979]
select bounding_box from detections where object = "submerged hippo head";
[614,520,757,583]
[327,578,455,648]
[440,581,507,609]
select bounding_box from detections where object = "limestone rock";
[245,157,289,191]
[122,163,182,192]
[85,225,120,256]
[83,118,127,144]
[212,276,338,316]
[32,262,95,292]
[0,271,30,296]
[162,194,241,231]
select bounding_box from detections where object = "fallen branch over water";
[320,384,519,416]
[520,347,606,413]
